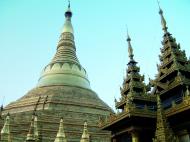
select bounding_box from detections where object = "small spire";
[54,118,67,142]
[1,113,11,142]
[126,30,134,60]
[26,115,35,141]
[34,115,39,140]
[157,0,168,33]
[80,121,90,142]
[0,105,3,111]
[185,86,190,96]
[153,95,179,142]
[0,105,3,118]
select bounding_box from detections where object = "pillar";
[178,130,190,142]
[131,131,139,142]
[112,138,117,142]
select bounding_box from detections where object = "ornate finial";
[80,121,90,142]
[114,97,117,103]
[68,0,70,8]
[157,0,168,33]
[126,29,134,60]
[126,26,130,41]
[65,0,72,18]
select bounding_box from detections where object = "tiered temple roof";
[150,2,190,117]
[115,33,156,112]
[101,33,157,141]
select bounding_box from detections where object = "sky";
[0,0,190,109]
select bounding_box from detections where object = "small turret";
[54,118,67,142]
[1,113,11,142]
[80,121,90,142]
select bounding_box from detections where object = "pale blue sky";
[0,0,190,109]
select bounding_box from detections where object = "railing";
[165,95,190,116]
[100,103,156,128]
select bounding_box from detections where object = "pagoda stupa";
[0,3,112,142]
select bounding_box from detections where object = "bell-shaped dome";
[37,6,90,89]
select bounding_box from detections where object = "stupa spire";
[80,121,90,142]
[33,115,39,141]
[157,0,168,33]
[1,113,11,142]
[54,118,67,142]
[26,115,35,142]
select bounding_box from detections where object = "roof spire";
[157,0,168,33]
[126,29,134,61]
